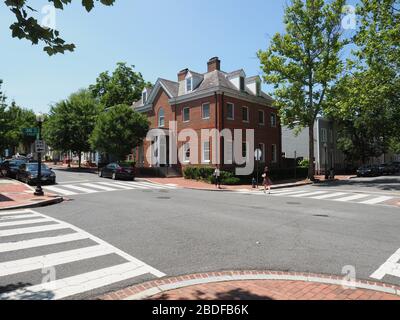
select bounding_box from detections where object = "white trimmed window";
[142,91,147,104]
[183,142,190,163]
[186,77,193,93]
[270,113,277,127]
[321,128,327,142]
[227,103,234,120]
[272,144,277,163]
[202,103,210,119]
[242,106,249,122]
[240,77,245,91]
[259,143,265,162]
[202,141,210,163]
[183,107,190,122]
[158,108,165,127]
[258,110,265,125]
[256,81,261,96]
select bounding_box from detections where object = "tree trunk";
[308,124,315,180]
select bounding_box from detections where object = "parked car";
[98,163,135,181]
[1,159,27,178]
[356,165,380,177]
[377,163,397,175]
[16,163,56,185]
[391,161,400,173]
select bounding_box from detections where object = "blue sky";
[0,0,356,113]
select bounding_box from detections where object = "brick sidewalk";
[99,270,400,301]
[0,178,62,210]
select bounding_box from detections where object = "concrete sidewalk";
[99,270,400,301]
[0,177,63,211]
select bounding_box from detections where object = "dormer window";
[142,91,147,104]
[256,81,261,96]
[186,77,193,93]
[240,77,245,91]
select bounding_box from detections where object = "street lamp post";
[34,113,45,196]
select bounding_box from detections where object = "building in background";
[131,57,282,176]
[282,116,347,174]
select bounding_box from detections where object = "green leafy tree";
[4,0,116,55]
[258,0,346,179]
[44,89,103,167]
[89,62,149,109]
[90,104,149,161]
[328,0,400,162]
[3,102,37,154]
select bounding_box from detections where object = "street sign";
[22,128,39,137]
[35,140,45,153]
[255,148,262,161]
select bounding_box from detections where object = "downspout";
[221,92,225,168]
[214,92,218,167]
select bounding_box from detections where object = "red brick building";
[132,57,281,174]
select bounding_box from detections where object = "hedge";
[183,166,241,185]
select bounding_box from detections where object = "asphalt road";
[1,168,400,300]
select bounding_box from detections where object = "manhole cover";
[287,202,301,205]
[157,197,171,200]
[313,214,330,218]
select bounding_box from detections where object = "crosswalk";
[0,209,165,300]
[43,180,178,196]
[235,188,396,206]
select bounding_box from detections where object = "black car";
[377,163,397,175]
[391,161,400,173]
[1,159,27,178]
[356,165,380,177]
[16,163,56,185]
[99,163,135,181]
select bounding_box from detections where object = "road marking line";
[29,209,165,277]
[0,232,88,253]
[80,183,118,192]
[97,182,134,190]
[0,217,50,228]
[371,248,400,280]
[111,181,151,189]
[60,185,98,194]
[360,196,393,205]
[290,191,328,198]
[135,181,176,189]
[0,213,41,221]
[0,245,116,277]
[44,186,77,196]
[0,223,69,238]
[0,263,153,300]
[57,180,91,185]
[334,194,370,202]
[310,192,347,200]
[0,210,32,216]
[272,190,312,196]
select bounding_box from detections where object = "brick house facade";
[132,57,281,174]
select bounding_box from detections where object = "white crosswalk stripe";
[0,209,165,300]
[234,188,394,207]
[43,180,177,196]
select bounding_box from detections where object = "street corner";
[0,178,63,211]
[98,270,400,301]
[384,198,400,208]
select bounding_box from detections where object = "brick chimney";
[207,57,221,72]
[178,68,189,81]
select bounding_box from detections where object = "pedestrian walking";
[262,166,272,194]
[213,166,221,189]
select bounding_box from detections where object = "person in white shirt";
[213,167,221,189]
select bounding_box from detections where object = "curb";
[99,270,400,300]
[0,196,64,211]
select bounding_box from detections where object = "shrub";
[298,159,309,168]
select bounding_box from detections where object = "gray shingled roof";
[159,78,179,97]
